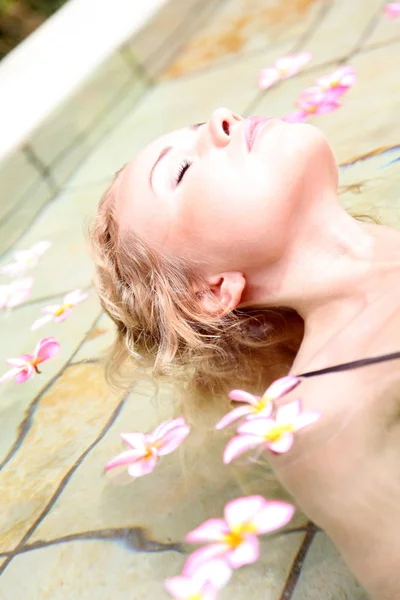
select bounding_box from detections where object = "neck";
[250,190,400,372]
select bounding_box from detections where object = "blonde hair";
[89,168,304,425]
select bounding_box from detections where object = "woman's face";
[116,108,338,274]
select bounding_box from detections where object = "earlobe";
[197,272,246,316]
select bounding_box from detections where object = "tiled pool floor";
[0,0,399,598]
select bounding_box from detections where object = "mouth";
[244,116,272,151]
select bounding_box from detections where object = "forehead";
[115,127,192,241]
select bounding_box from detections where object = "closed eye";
[175,160,192,185]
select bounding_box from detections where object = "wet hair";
[88,168,304,425]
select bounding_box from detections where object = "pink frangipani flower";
[31,289,89,330]
[185,495,294,571]
[224,399,320,462]
[104,417,190,478]
[258,51,312,90]
[0,277,33,310]
[282,87,341,123]
[385,3,400,19]
[166,558,232,600]
[0,337,60,384]
[0,241,51,277]
[315,65,356,96]
[216,375,300,430]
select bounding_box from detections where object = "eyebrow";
[149,123,206,191]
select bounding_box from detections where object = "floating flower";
[315,65,356,97]
[0,337,60,384]
[385,3,400,19]
[216,375,300,430]
[31,289,89,330]
[166,558,232,600]
[0,241,51,278]
[258,51,312,90]
[0,277,33,310]
[105,417,190,478]
[282,87,341,123]
[224,400,320,462]
[185,496,294,571]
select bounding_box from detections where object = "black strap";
[297,351,400,379]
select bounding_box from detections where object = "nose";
[205,108,243,149]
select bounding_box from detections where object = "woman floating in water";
[90,108,400,600]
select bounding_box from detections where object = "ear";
[196,272,246,316]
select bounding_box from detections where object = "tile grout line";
[0,310,103,472]
[0,391,130,577]
[278,521,317,600]
[0,525,184,559]
[243,0,335,117]
[341,0,389,61]
[0,0,228,261]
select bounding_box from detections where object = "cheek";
[177,161,294,262]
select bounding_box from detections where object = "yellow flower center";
[223,522,257,548]
[254,397,271,413]
[29,358,42,373]
[54,303,73,317]
[305,104,318,114]
[188,594,202,600]
[264,424,294,442]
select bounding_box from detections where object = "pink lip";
[244,116,271,151]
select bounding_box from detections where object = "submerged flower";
[385,3,400,18]
[185,495,294,571]
[0,277,33,310]
[0,337,60,384]
[216,375,300,430]
[166,558,232,600]
[105,417,190,478]
[258,51,312,90]
[224,399,320,462]
[315,65,356,96]
[0,241,51,277]
[31,289,89,330]
[283,87,341,123]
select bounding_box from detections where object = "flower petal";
[258,67,279,90]
[34,337,60,362]
[282,111,307,123]
[165,575,199,600]
[127,454,158,477]
[223,434,262,464]
[104,449,146,472]
[294,411,321,431]
[54,308,73,323]
[6,357,31,367]
[264,375,300,400]
[228,536,259,568]
[252,501,295,534]
[0,367,22,384]
[152,417,187,441]
[31,314,53,331]
[186,519,228,543]
[228,389,260,405]
[215,405,252,429]
[157,424,190,455]
[64,289,89,305]
[183,558,232,589]
[224,495,267,529]
[15,366,34,383]
[267,431,294,454]
[314,101,341,115]
[276,400,302,424]
[238,417,275,436]
[120,432,147,449]
[385,3,400,19]
[183,544,229,575]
